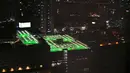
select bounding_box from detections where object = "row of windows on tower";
[20,3,42,17]
[19,0,44,13]
[19,4,51,17]
[46,8,52,32]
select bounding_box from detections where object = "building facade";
[0,0,19,40]
[51,0,122,31]
[19,0,54,34]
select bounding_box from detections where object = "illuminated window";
[70,14,74,16]
[108,43,111,45]
[64,54,67,56]
[57,9,59,14]
[21,12,23,16]
[65,62,67,63]
[40,65,43,68]
[64,50,68,53]
[67,0,69,2]
[92,22,96,24]
[66,67,68,69]
[126,10,129,12]
[51,63,56,67]
[66,70,68,72]
[57,62,61,65]
[106,20,109,23]
[41,18,43,20]
[64,57,68,59]
[20,2,22,4]
[48,16,50,19]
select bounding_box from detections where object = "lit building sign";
[19,22,31,28]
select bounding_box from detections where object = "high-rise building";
[51,0,127,31]
[51,0,118,30]
[52,0,95,28]
[44,34,91,73]
[19,0,54,34]
[0,30,51,73]
[19,0,41,31]
[120,0,130,9]
[0,0,19,40]
[40,0,54,34]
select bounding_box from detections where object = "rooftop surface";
[17,30,89,52]
[17,30,39,45]
[44,34,89,52]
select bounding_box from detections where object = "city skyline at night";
[0,0,129,73]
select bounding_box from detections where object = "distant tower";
[0,0,19,40]
[8,0,19,22]
[8,0,19,39]
[40,1,45,33]
[40,0,54,35]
